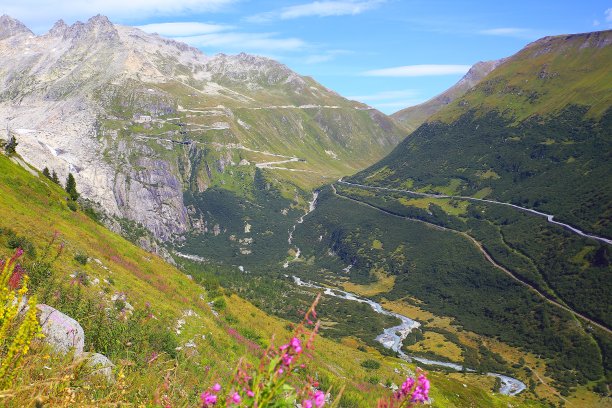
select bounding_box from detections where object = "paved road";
[338,180,612,246]
[331,184,612,335]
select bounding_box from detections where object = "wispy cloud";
[606,8,612,22]
[346,89,423,112]
[137,22,232,37]
[177,32,307,52]
[362,65,471,77]
[247,0,384,23]
[478,27,538,39]
[347,89,419,102]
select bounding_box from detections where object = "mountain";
[358,30,612,237]
[391,59,503,132]
[0,14,406,244]
[286,30,612,405]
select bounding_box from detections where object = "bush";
[74,253,88,265]
[67,200,78,212]
[360,359,381,370]
[6,234,36,257]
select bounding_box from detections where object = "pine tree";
[4,135,17,155]
[51,171,60,184]
[42,167,50,179]
[65,173,79,201]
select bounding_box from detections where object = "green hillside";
[355,30,612,237]
[272,30,612,407]
[0,154,547,406]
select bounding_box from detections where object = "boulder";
[81,352,115,382]
[37,304,85,355]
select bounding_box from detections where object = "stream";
[288,192,526,396]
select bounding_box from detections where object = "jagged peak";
[0,14,33,39]
[47,14,118,42]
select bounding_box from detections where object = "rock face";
[37,304,85,354]
[0,14,406,242]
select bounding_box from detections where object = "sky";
[2,1,611,114]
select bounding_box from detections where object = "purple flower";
[212,383,221,392]
[302,399,313,408]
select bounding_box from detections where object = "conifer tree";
[4,135,17,155]
[51,171,60,184]
[42,167,50,179]
[65,173,79,201]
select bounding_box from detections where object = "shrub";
[74,253,88,265]
[361,359,381,370]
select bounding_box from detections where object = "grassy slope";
[435,30,612,123]
[353,31,612,237]
[0,153,538,407]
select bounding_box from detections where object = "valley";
[0,11,609,408]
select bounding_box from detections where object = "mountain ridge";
[391,58,504,131]
[0,14,406,242]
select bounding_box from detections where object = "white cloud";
[478,27,539,40]
[0,0,237,31]
[346,89,423,113]
[593,20,600,27]
[479,27,529,36]
[347,89,419,102]
[606,8,612,22]
[363,65,471,77]
[178,32,307,52]
[137,22,232,37]
[247,0,384,23]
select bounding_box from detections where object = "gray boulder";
[81,352,115,382]
[37,304,85,355]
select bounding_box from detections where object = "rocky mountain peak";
[0,15,33,40]
[47,14,118,42]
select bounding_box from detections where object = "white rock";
[37,304,85,355]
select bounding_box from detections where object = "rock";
[81,352,115,382]
[37,304,85,355]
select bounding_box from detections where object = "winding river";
[289,191,526,396]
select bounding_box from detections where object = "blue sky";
[3,0,611,113]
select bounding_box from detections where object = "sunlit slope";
[0,154,543,406]
[354,30,612,237]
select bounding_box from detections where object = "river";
[288,191,526,396]
[292,277,526,396]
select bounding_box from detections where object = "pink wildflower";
[411,374,430,403]
[200,392,217,407]
[314,390,325,407]
[247,390,255,397]
[231,392,241,404]
[212,383,221,392]
[282,354,294,366]
[302,399,313,408]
